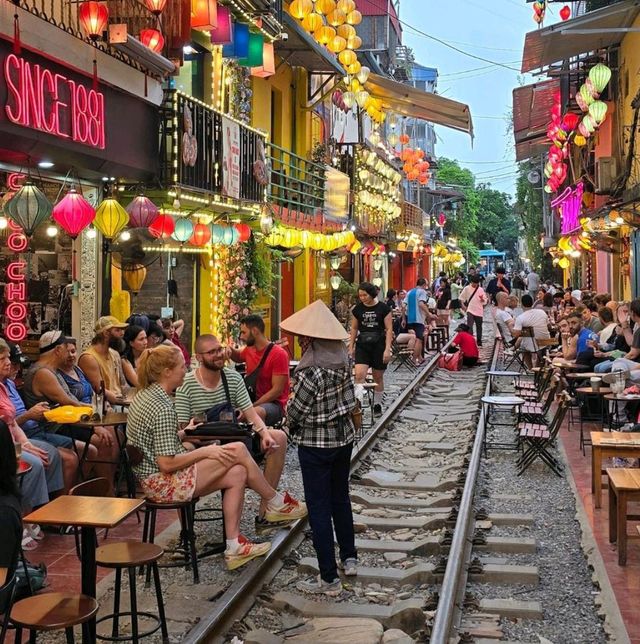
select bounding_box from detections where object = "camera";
[279,32,288,41]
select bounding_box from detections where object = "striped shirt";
[127,383,186,480]
[175,368,252,423]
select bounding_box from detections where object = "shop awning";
[521,0,640,73]
[513,79,559,161]
[277,14,345,75]
[365,73,473,138]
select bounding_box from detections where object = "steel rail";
[429,339,501,644]
[183,339,453,643]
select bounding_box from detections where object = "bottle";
[96,380,105,421]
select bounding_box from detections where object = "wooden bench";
[591,432,640,508]
[607,467,640,565]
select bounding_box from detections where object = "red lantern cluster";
[400,147,430,184]
[543,91,577,194]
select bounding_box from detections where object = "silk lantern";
[289,0,313,19]
[189,222,211,246]
[139,28,164,53]
[239,32,264,67]
[191,0,217,31]
[123,264,147,294]
[78,1,109,40]
[251,42,275,78]
[148,214,175,239]
[52,189,96,238]
[210,223,225,243]
[337,24,356,40]
[315,0,336,14]
[144,0,166,14]
[171,217,194,243]
[338,48,356,67]
[223,22,249,58]
[326,9,346,26]
[589,63,611,94]
[301,12,323,32]
[235,223,251,242]
[221,226,239,245]
[346,9,362,25]
[314,25,335,45]
[4,182,53,237]
[126,195,158,228]
[94,198,129,239]
[210,5,232,43]
[588,101,607,124]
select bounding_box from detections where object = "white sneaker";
[338,557,358,576]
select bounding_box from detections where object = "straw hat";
[280,299,349,341]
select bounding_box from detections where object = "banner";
[222,115,240,199]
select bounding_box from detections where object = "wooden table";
[591,432,640,508]
[24,495,144,642]
[576,386,612,395]
[566,372,601,380]
[607,467,640,565]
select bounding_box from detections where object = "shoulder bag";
[244,343,274,402]
[463,286,479,308]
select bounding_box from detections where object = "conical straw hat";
[280,299,349,341]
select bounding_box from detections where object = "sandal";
[27,524,45,541]
[21,529,38,551]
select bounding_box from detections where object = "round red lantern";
[399,134,410,145]
[144,0,167,14]
[52,189,96,239]
[189,222,211,246]
[139,28,164,53]
[234,223,252,242]
[559,4,570,20]
[78,1,109,40]
[148,214,175,239]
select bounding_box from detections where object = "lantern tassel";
[13,13,20,55]
[92,58,98,92]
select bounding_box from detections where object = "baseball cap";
[571,289,582,302]
[94,316,128,334]
[8,343,30,368]
[39,330,69,353]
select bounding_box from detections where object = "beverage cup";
[14,441,22,459]
[590,377,601,392]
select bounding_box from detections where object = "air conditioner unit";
[595,157,617,194]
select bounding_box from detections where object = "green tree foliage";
[515,161,544,269]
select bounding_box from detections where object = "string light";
[224,0,281,42]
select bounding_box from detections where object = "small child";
[452,323,480,367]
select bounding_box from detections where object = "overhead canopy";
[513,79,559,161]
[365,73,473,138]
[521,0,640,73]
[277,14,345,75]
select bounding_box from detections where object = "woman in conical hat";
[282,300,359,596]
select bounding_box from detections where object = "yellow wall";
[618,15,640,187]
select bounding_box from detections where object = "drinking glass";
[14,442,22,459]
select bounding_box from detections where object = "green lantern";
[579,84,594,107]
[588,100,608,125]
[4,182,53,237]
[239,32,264,67]
[588,63,612,94]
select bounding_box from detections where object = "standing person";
[385,289,397,310]
[405,278,429,365]
[459,276,487,346]
[432,271,446,294]
[281,300,358,595]
[349,283,393,414]
[512,272,525,299]
[526,269,540,299]
[161,318,190,366]
[436,277,451,326]
[450,275,464,320]
[227,314,290,426]
[485,266,511,304]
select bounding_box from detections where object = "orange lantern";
[289,0,313,19]
[139,28,164,53]
[315,0,336,13]
[400,149,413,161]
[328,35,347,53]
[338,48,356,67]
[251,42,276,78]
[346,9,362,25]
[314,25,336,45]
[144,0,166,14]
[123,264,147,294]
[419,174,429,185]
[78,1,109,40]
[407,169,419,181]
[347,35,362,49]
[189,222,211,246]
[326,9,346,26]
[302,12,323,32]
[402,161,413,173]
[399,134,410,145]
[191,0,217,30]
[337,23,356,40]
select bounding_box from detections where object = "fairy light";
[224,0,281,42]
[142,245,211,254]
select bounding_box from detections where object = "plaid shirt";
[287,366,357,448]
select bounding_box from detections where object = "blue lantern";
[222,22,249,58]
[222,226,239,245]
[171,218,194,243]
[211,224,225,243]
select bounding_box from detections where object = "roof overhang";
[513,79,559,161]
[277,14,345,75]
[365,73,473,138]
[521,0,640,73]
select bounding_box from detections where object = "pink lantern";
[148,214,175,239]
[210,4,231,43]
[52,189,95,238]
[126,195,159,228]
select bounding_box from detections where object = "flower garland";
[226,61,252,125]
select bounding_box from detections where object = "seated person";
[57,339,94,404]
[556,317,577,360]
[176,334,297,530]
[78,317,130,405]
[22,331,118,491]
[128,345,307,570]
[597,306,617,346]
[512,294,550,367]
[395,329,417,356]
[567,311,599,366]
[227,315,289,427]
[161,317,190,365]
[495,292,515,345]
[452,323,480,367]
[146,322,172,349]
[121,325,148,388]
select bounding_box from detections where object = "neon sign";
[3,53,105,149]
[552,181,583,235]
[4,220,28,342]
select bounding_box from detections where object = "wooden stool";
[95,542,168,643]
[11,592,98,643]
[436,324,450,342]
[142,499,199,583]
[427,329,445,351]
[607,467,640,565]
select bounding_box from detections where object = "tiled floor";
[560,413,640,643]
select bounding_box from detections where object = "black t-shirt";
[437,287,451,309]
[352,301,390,334]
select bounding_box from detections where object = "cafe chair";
[10,592,98,643]
[95,542,169,643]
[0,572,17,643]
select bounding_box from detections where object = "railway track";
[178,329,501,644]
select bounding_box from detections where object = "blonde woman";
[126,345,307,570]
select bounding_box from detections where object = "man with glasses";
[175,334,303,531]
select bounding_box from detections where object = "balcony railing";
[160,90,267,202]
[269,144,326,217]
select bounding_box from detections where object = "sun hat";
[280,299,349,341]
[94,315,128,334]
[571,289,582,302]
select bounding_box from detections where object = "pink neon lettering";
[552,181,583,234]
[6,303,26,321]
[7,262,26,281]
[5,323,26,342]
[5,282,25,301]
[4,55,23,124]
[8,233,28,253]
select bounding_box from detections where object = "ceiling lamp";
[171,217,194,243]
[589,63,612,94]
[148,213,175,239]
[94,198,129,239]
[4,182,53,237]
[143,0,166,15]
[52,189,96,238]
[139,28,164,53]
[78,1,109,40]
[289,0,313,19]
[126,195,159,228]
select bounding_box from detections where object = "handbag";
[438,350,463,371]
[204,371,238,423]
[244,343,274,403]
[357,330,384,345]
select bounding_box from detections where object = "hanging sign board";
[221,115,240,199]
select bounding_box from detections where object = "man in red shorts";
[229,315,290,426]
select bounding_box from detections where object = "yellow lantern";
[346,9,362,25]
[94,198,129,239]
[326,8,346,26]
[347,35,362,49]
[350,240,362,254]
[289,0,313,19]
[314,0,336,14]
[348,77,360,92]
[123,263,147,294]
[328,35,347,53]
[337,0,355,12]
[574,134,587,146]
[355,90,369,109]
[314,24,336,45]
[558,257,570,269]
[346,60,361,75]
[339,48,357,67]
[337,23,356,40]
[301,12,323,32]
[301,230,310,247]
